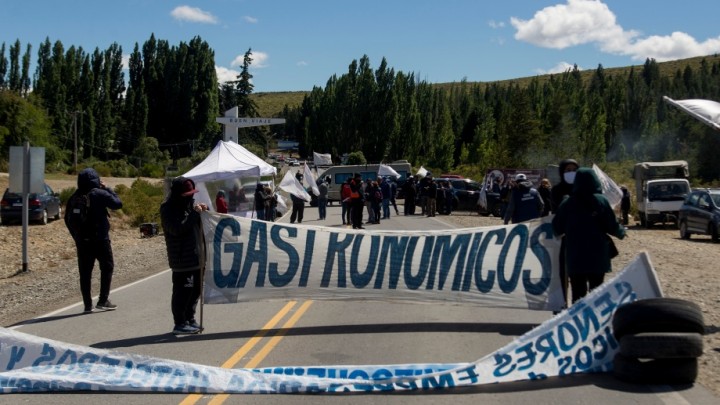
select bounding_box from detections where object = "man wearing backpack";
[64,168,123,313]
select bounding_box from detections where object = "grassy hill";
[251,54,720,117]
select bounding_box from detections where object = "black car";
[678,188,720,241]
[0,184,62,225]
[416,178,486,213]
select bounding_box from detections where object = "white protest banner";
[592,164,623,209]
[303,163,319,196]
[313,152,333,166]
[0,253,662,393]
[378,164,400,178]
[202,213,565,311]
[278,170,311,202]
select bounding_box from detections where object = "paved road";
[4,204,717,404]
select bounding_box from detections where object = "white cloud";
[488,20,505,29]
[510,0,719,62]
[231,51,269,68]
[243,16,258,24]
[216,66,240,83]
[297,61,308,67]
[535,61,581,75]
[121,54,130,70]
[170,6,218,24]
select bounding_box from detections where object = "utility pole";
[70,110,83,172]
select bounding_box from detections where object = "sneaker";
[187,320,204,331]
[95,300,117,311]
[173,324,200,335]
[83,307,93,314]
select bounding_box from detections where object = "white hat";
[515,173,527,181]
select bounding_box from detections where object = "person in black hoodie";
[65,168,123,314]
[549,159,579,311]
[160,177,207,335]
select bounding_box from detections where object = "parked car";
[678,188,720,241]
[0,184,62,225]
[417,178,485,213]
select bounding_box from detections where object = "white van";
[319,161,412,203]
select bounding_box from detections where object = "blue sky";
[2,0,719,93]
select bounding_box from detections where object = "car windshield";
[649,182,689,201]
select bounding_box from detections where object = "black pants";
[291,203,304,223]
[171,269,202,326]
[351,199,364,228]
[76,239,114,309]
[570,273,605,303]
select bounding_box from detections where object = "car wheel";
[491,204,502,218]
[679,220,691,239]
[711,224,720,242]
[39,209,48,225]
[54,205,62,220]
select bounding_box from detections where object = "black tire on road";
[612,298,705,340]
[613,353,698,385]
[679,220,691,239]
[619,332,704,359]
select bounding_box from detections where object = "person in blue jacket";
[503,173,543,224]
[552,167,626,303]
[65,168,123,313]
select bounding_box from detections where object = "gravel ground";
[0,174,718,396]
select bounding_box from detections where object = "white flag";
[278,170,311,202]
[303,163,319,196]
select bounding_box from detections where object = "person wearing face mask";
[552,168,626,303]
[549,158,578,312]
[160,177,207,335]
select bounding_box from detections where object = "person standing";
[620,185,631,226]
[425,176,437,217]
[389,178,400,215]
[380,177,391,219]
[538,178,552,217]
[160,177,206,335]
[64,168,123,313]
[503,173,543,224]
[290,172,306,224]
[264,185,276,222]
[550,158,579,310]
[552,168,626,303]
[215,190,228,214]
[317,175,329,220]
[350,173,365,229]
[340,178,352,225]
[254,183,269,220]
[402,175,417,216]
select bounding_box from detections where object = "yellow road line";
[208,300,314,405]
[179,300,297,405]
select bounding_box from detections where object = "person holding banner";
[160,177,206,335]
[552,167,626,303]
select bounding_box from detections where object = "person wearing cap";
[503,173,544,225]
[160,177,207,335]
[65,167,123,313]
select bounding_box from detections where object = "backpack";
[66,191,92,239]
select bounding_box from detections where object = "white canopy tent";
[182,140,278,213]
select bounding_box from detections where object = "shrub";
[114,179,165,227]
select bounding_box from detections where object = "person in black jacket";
[549,158,579,311]
[64,168,123,314]
[160,177,207,335]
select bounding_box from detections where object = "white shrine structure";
[216,107,286,143]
